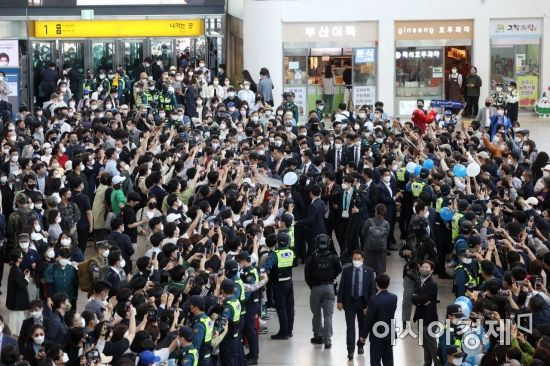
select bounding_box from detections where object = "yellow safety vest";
[454,264,479,287]
[452,213,464,240]
[183,347,198,366]
[275,249,294,268]
[435,197,444,213]
[396,167,407,182]
[198,315,213,343]
[287,225,295,249]
[234,278,246,315]
[411,181,426,197]
[226,298,241,323]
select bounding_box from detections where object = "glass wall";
[395,46,443,100]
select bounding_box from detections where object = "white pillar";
[377,18,395,115]
[242,0,283,106]
[473,16,491,102]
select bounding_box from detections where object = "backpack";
[78,258,98,292]
[364,218,388,252]
[14,209,38,237]
[311,252,334,283]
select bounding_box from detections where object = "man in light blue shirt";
[104,147,120,177]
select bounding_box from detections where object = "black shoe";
[310,336,324,344]
[271,334,289,340]
[325,343,332,349]
[357,339,365,354]
[246,359,258,365]
[347,353,353,361]
[245,353,253,360]
[387,251,391,256]
[288,332,293,338]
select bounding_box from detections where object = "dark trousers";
[77,225,89,254]
[198,358,211,366]
[294,225,307,262]
[336,218,350,256]
[265,280,274,308]
[370,339,394,366]
[435,222,452,276]
[219,334,239,366]
[344,297,366,354]
[244,301,259,359]
[325,217,338,241]
[93,228,109,243]
[273,280,294,336]
[507,102,519,123]
[465,96,479,117]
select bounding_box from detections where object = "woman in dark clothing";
[532,151,548,183]
[242,70,258,94]
[6,248,30,336]
[22,324,48,366]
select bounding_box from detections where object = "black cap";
[224,259,239,274]
[189,295,206,310]
[220,279,235,293]
[277,232,291,247]
[446,304,465,317]
[280,212,293,227]
[446,345,466,358]
[460,220,474,235]
[440,184,451,196]
[178,326,194,341]
[236,251,251,262]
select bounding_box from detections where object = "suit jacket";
[18,316,51,351]
[45,311,67,346]
[326,148,345,171]
[361,181,380,218]
[344,146,363,169]
[412,275,438,324]
[105,267,123,298]
[0,335,18,357]
[321,183,341,219]
[298,198,326,238]
[270,158,287,178]
[362,290,398,341]
[337,265,376,308]
[6,265,29,311]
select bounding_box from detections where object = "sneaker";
[271,334,289,340]
[310,336,324,344]
[288,332,293,338]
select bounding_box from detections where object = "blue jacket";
[45,310,68,346]
[489,115,512,138]
[361,289,398,341]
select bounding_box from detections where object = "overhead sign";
[490,18,542,37]
[395,19,474,41]
[283,22,378,43]
[34,19,204,38]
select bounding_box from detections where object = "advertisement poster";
[0,40,19,68]
[517,75,538,107]
[353,86,376,107]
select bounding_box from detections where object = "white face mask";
[78,318,85,327]
[20,241,29,250]
[383,176,391,183]
[61,238,71,247]
[462,257,472,264]
[34,335,45,345]
[59,258,70,267]
[102,249,110,258]
[352,260,363,268]
[335,143,342,149]
[119,258,126,268]
[46,249,55,259]
[451,358,462,366]
[341,183,348,190]
[62,352,69,363]
[31,310,43,319]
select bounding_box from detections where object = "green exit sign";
[81,9,94,20]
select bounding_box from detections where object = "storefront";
[490,18,542,110]
[282,21,378,119]
[394,19,474,116]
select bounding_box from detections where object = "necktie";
[303,164,307,174]
[355,148,359,166]
[353,268,360,298]
[344,191,349,210]
[336,150,340,167]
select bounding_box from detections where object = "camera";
[498,289,510,297]
[86,350,100,363]
[483,310,493,319]
[148,309,158,320]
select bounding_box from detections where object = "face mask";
[358,113,366,119]
[452,69,457,74]
[62,353,69,363]
[149,86,155,91]
[59,258,69,267]
[341,183,348,190]
[34,223,42,232]
[168,86,175,93]
[46,249,55,259]
[352,260,363,268]
[10,155,18,162]
[375,138,384,144]
[285,126,292,132]
[176,75,183,81]
[20,241,29,250]
[313,141,322,147]
[251,116,259,122]
[79,318,85,328]
[31,310,43,319]
[424,211,430,218]
[451,358,462,366]
[244,85,250,90]
[228,92,235,98]
[462,257,472,264]
[212,143,220,149]
[522,145,529,152]
[497,110,504,116]
[8,136,16,142]
[61,238,71,247]
[391,164,398,171]
[59,146,66,153]
[119,258,126,268]
[419,269,431,278]
[335,143,342,149]
[496,87,502,92]
[543,171,550,177]
[322,144,330,151]
[383,176,391,183]
[196,100,203,106]
[34,335,45,345]
[0,177,5,184]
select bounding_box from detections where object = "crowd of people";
[0,53,547,366]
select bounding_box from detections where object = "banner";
[517,75,538,107]
[283,86,306,119]
[429,100,465,108]
[353,86,376,107]
[0,40,19,67]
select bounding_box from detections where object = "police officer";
[282,92,299,123]
[452,199,469,241]
[189,295,213,366]
[408,168,432,199]
[454,241,479,297]
[236,251,260,365]
[177,326,199,366]
[399,215,437,328]
[492,82,508,110]
[216,279,241,366]
[262,232,295,340]
[97,69,111,93]
[144,81,160,107]
[278,212,295,259]
[305,234,342,348]
[159,82,177,112]
[223,259,245,364]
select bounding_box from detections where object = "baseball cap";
[166,213,181,223]
[446,345,466,358]
[178,326,194,341]
[236,251,251,262]
[112,175,126,185]
[220,279,235,293]
[279,212,293,227]
[446,304,465,318]
[277,232,291,247]
[139,351,161,364]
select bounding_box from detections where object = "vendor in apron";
[448,67,463,114]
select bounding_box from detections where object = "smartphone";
[152,252,157,260]
[218,247,224,254]
[535,277,543,290]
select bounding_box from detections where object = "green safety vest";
[275,248,294,268]
[454,264,479,288]
[435,197,444,213]
[443,325,463,347]
[234,278,246,314]
[452,213,464,240]
[287,225,295,249]
[159,93,174,111]
[396,167,407,182]
[198,314,213,343]
[182,347,198,366]
[225,297,241,329]
[411,181,426,197]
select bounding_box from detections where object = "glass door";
[91,41,114,74]
[352,48,377,109]
[61,41,84,73]
[31,41,56,105]
[283,48,308,121]
[122,40,143,81]
[151,39,173,70]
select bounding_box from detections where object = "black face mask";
[27,183,35,190]
[417,104,424,109]
[485,102,491,107]
[148,202,156,209]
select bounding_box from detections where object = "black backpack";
[311,252,334,283]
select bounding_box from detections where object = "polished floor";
[0,116,548,365]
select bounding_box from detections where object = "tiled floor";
[0,114,548,365]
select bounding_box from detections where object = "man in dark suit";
[361,168,379,218]
[320,170,341,243]
[344,134,363,171]
[136,57,152,79]
[105,250,127,298]
[359,273,397,366]
[39,62,58,103]
[296,185,326,259]
[377,168,400,249]
[337,250,376,361]
[106,218,134,274]
[45,293,70,346]
[412,260,440,366]
[335,175,366,260]
[326,136,346,182]
[270,147,287,178]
